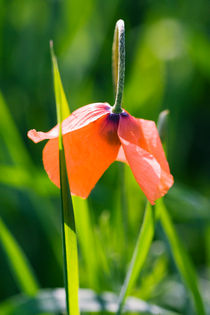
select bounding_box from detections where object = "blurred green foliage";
[0,0,210,314]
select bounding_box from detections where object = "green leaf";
[51,43,80,314]
[156,199,206,315]
[0,217,39,296]
[0,288,181,315]
[117,202,155,314]
[59,149,80,315]
[50,41,70,121]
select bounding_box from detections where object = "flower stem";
[112,19,125,114]
[112,20,128,236]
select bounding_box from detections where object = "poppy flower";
[28,102,173,204]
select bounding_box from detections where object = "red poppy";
[28,103,173,204]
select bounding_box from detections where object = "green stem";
[116,203,155,314]
[112,19,125,114]
[112,21,129,240]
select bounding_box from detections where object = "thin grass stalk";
[50,41,80,315]
[116,203,155,314]
[59,146,80,315]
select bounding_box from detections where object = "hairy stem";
[112,19,125,114]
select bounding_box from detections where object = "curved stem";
[112,24,119,92]
[112,20,125,114]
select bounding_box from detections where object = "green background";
[0,0,210,314]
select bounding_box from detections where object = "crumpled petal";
[118,114,173,204]
[43,114,121,198]
[28,103,111,143]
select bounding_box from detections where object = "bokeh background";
[0,0,210,314]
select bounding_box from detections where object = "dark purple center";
[107,111,129,124]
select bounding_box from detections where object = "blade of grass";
[0,217,39,296]
[50,41,80,315]
[50,41,70,120]
[59,148,80,314]
[116,202,155,314]
[156,199,206,315]
[51,43,101,291]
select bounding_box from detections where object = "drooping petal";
[118,114,173,204]
[43,114,121,198]
[118,138,161,204]
[28,102,111,143]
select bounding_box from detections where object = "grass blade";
[156,199,206,315]
[50,40,70,120]
[116,202,155,314]
[50,41,80,314]
[59,150,80,314]
[50,48,101,290]
[0,217,39,296]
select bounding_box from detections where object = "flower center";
[99,111,129,145]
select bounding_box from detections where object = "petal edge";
[28,102,111,143]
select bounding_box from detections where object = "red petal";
[43,114,120,198]
[27,103,111,143]
[118,114,173,204]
